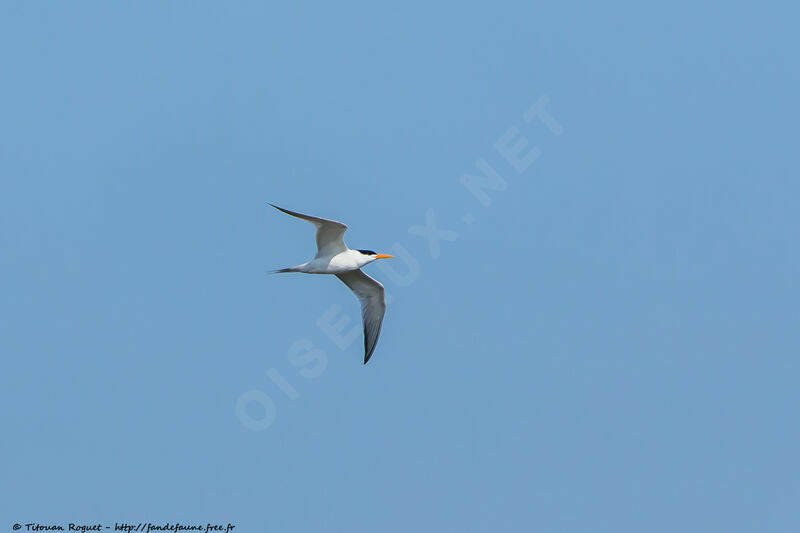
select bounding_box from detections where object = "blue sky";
[1,2,798,532]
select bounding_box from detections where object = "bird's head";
[357,249,394,264]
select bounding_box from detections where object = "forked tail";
[270,267,298,273]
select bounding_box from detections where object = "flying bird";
[269,204,393,364]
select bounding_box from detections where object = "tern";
[269,204,394,364]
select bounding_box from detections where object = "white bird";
[269,204,394,364]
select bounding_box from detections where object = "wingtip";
[268,203,293,215]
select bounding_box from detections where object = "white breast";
[304,249,372,274]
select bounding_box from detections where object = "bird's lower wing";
[336,269,387,364]
[270,204,348,256]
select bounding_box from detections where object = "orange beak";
[375,254,394,259]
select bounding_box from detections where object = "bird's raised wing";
[336,269,387,364]
[270,204,348,256]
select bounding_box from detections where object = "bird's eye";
[357,249,377,256]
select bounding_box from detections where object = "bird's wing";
[336,269,387,364]
[270,204,348,256]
